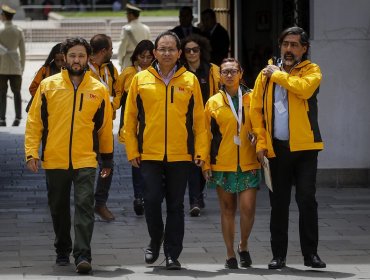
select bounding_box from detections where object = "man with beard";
[250,27,326,270]
[89,34,121,222]
[25,37,113,274]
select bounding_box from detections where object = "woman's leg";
[238,188,257,251]
[216,187,237,258]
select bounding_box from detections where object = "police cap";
[1,4,16,15]
[126,3,142,13]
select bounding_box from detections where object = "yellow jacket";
[122,63,208,162]
[25,69,113,169]
[250,60,323,158]
[204,86,260,172]
[88,60,122,111]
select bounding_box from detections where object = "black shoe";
[56,254,70,266]
[238,246,252,267]
[133,197,144,216]
[75,256,92,274]
[268,257,286,269]
[166,257,181,270]
[189,204,200,217]
[225,257,238,269]
[0,119,5,127]
[304,254,326,268]
[12,118,21,126]
[144,238,162,264]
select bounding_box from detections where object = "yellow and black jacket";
[121,62,208,162]
[25,68,113,169]
[250,59,323,158]
[204,86,260,172]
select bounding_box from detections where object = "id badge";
[274,100,287,114]
[234,135,241,146]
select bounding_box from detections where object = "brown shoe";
[94,206,115,221]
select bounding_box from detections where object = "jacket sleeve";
[270,63,322,100]
[19,30,26,73]
[249,71,269,154]
[192,76,209,161]
[202,100,212,171]
[29,67,46,96]
[117,28,128,68]
[25,84,44,162]
[97,88,114,168]
[122,74,140,161]
[210,64,220,97]
[111,67,123,111]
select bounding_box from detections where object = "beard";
[281,51,300,67]
[66,64,87,76]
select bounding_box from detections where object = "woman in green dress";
[203,58,261,269]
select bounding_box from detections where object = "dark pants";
[94,150,114,207]
[187,163,205,205]
[132,166,144,198]
[45,168,96,262]
[141,160,190,260]
[269,139,319,258]
[0,75,22,120]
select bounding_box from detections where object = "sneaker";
[238,245,252,267]
[225,257,238,269]
[75,257,92,274]
[0,119,6,127]
[133,197,144,216]
[56,254,70,266]
[166,257,181,270]
[12,118,21,126]
[95,205,115,221]
[189,204,200,217]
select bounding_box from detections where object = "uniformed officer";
[117,3,151,71]
[0,4,25,127]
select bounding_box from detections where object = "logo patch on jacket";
[87,93,98,100]
[178,87,185,92]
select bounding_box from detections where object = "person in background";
[118,39,154,216]
[89,33,121,222]
[170,6,202,40]
[203,58,260,269]
[0,4,25,127]
[180,34,220,217]
[250,26,326,270]
[200,8,229,66]
[25,37,113,274]
[122,31,208,270]
[117,3,150,71]
[27,43,64,112]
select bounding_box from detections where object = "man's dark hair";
[127,9,140,18]
[130,39,154,66]
[90,34,111,54]
[61,37,91,56]
[201,8,216,20]
[278,26,310,60]
[2,11,14,20]
[154,31,181,50]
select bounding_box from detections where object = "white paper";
[263,156,273,192]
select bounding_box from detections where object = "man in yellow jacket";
[89,34,121,222]
[250,26,326,270]
[121,31,208,270]
[25,37,113,274]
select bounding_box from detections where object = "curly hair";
[61,37,91,56]
[180,34,212,63]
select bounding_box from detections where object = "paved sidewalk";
[0,61,370,279]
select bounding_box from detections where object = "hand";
[26,158,39,173]
[203,169,212,181]
[248,131,257,146]
[194,159,204,167]
[100,168,111,178]
[262,65,280,78]
[257,150,267,167]
[130,157,141,168]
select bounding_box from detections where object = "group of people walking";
[6,1,326,275]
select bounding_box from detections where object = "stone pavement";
[0,60,370,279]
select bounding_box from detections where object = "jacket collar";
[61,68,91,88]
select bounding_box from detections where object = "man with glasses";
[89,34,121,222]
[250,26,326,269]
[122,31,208,270]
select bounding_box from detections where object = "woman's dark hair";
[278,26,310,60]
[43,43,62,67]
[154,31,181,50]
[220,57,243,72]
[180,34,212,63]
[61,37,91,56]
[130,39,154,65]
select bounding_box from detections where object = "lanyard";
[226,86,243,135]
[88,62,109,89]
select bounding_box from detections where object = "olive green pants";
[45,167,96,263]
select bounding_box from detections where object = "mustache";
[284,52,295,59]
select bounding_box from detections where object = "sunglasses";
[184,47,200,54]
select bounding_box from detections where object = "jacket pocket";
[170,86,174,103]
[79,93,84,111]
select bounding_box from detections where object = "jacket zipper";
[164,84,168,160]
[69,85,79,168]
